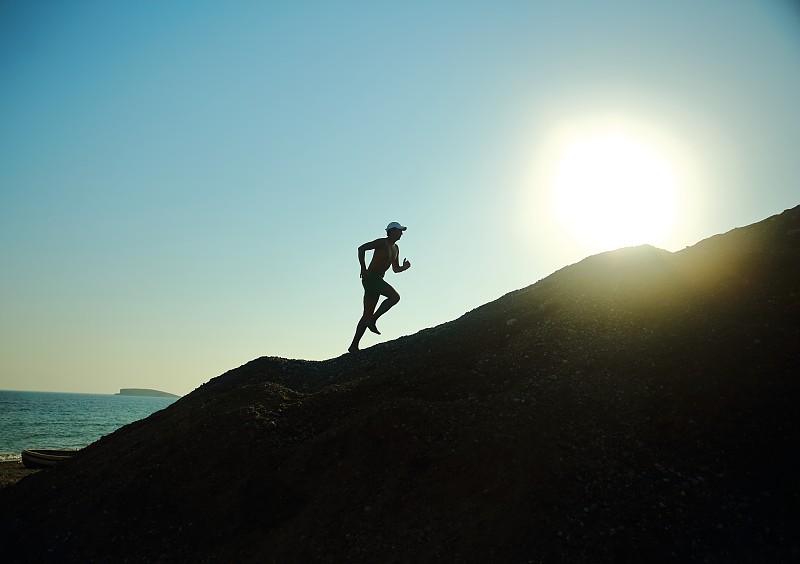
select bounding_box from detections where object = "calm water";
[0,390,177,461]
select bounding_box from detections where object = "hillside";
[1,206,799,563]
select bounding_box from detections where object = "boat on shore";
[21,449,79,469]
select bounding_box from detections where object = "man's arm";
[391,245,411,273]
[357,239,383,276]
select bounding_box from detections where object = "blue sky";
[2,0,799,395]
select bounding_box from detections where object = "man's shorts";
[362,271,393,301]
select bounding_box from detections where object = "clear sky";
[2,0,799,395]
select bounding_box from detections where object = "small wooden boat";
[21,449,79,469]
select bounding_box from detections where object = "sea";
[0,390,178,462]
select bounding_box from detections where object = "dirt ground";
[0,461,39,490]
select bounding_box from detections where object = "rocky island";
[115,388,180,398]
[1,205,798,563]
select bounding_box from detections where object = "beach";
[0,461,38,489]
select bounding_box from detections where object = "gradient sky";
[2,0,799,395]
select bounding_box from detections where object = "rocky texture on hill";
[1,206,799,563]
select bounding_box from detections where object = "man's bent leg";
[349,297,378,353]
[370,288,400,333]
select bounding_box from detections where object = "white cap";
[386,221,407,232]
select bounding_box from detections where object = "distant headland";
[115,388,180,398]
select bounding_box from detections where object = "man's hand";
[402,258,411,271]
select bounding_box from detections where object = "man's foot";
[348,345,359,353]
[367,322,381,335]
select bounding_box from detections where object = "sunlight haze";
[2,0,799,395]
[550,131,680,252]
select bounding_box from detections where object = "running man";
[348,222,411,353]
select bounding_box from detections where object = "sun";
[551,131,679,252]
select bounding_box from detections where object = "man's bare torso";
[367,238,398,275]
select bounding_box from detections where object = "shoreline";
[0,461,39,489]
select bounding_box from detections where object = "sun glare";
[551,131,679,252]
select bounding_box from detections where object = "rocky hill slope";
[2,206,799,563]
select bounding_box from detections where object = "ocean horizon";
[0,390,177,461]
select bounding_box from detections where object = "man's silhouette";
[348,222,411,353]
